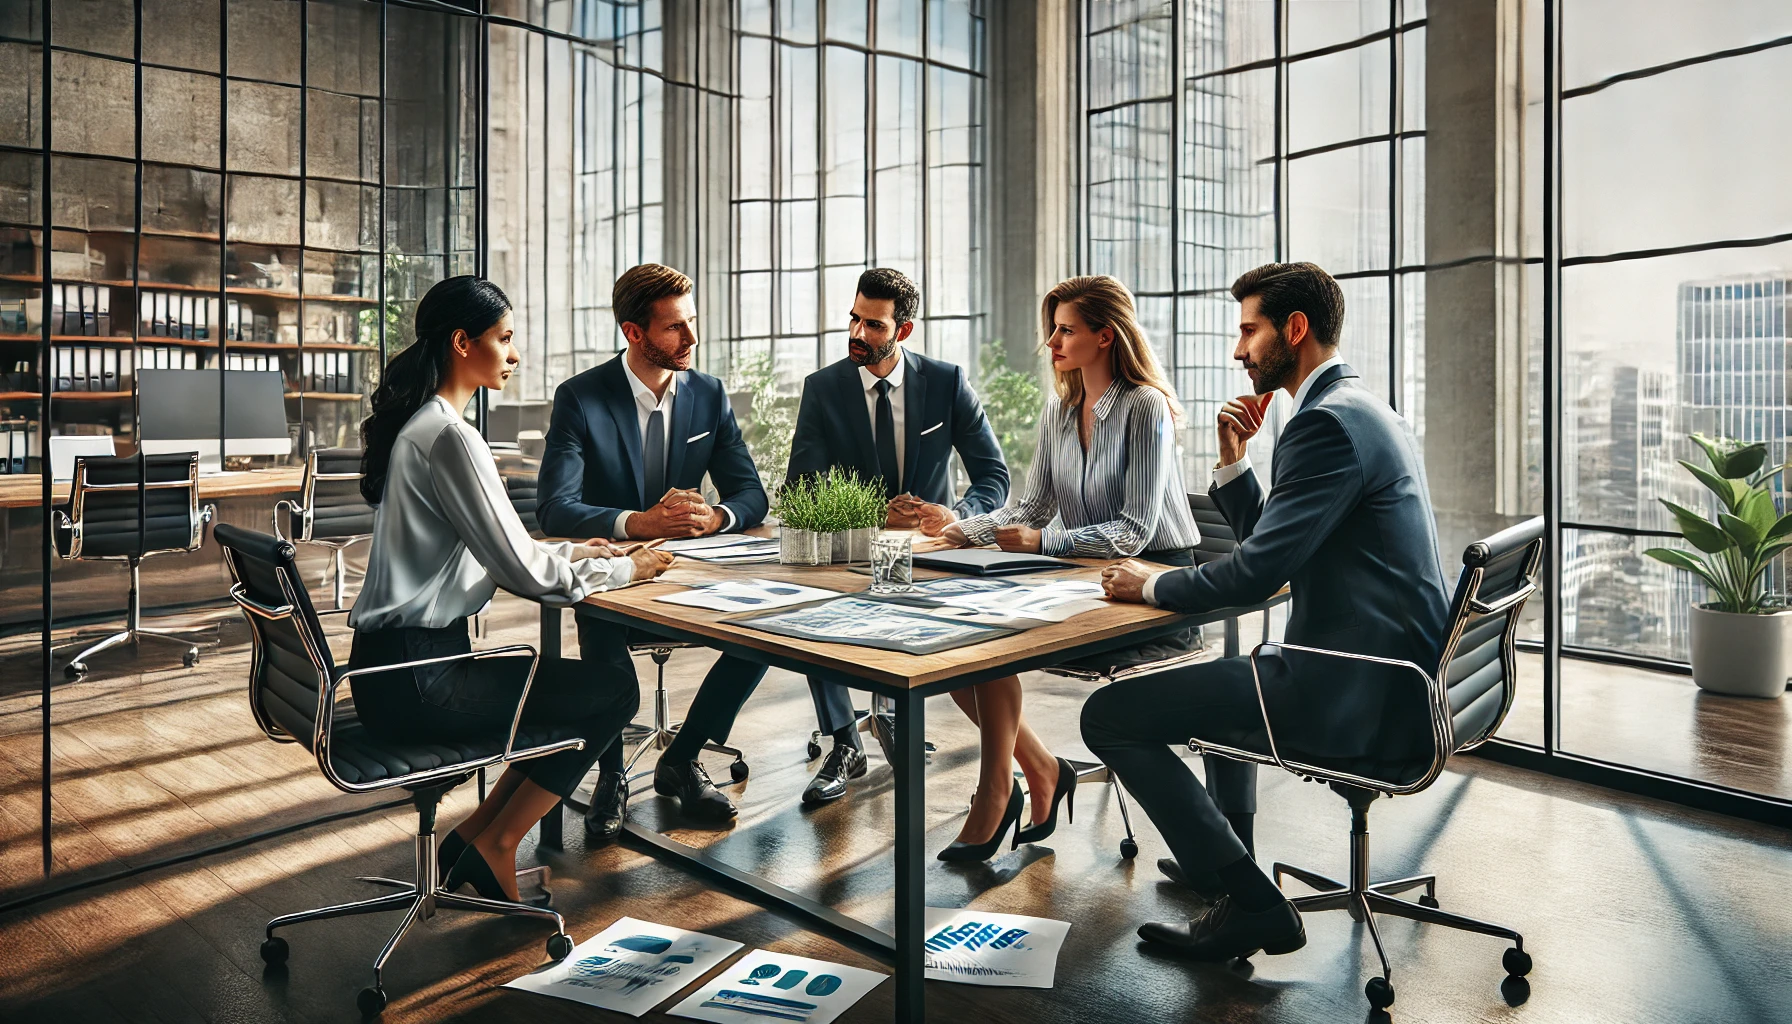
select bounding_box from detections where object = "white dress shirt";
[859,353,906,487]
[612,356,735,539]
[1143,352,1345,605]
[349,395,633,631]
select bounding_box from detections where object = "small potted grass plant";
[773,468,886,565]
[1645,434,1792,698]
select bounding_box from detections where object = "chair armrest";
[323,644,585,792]
[1187,641,1452,797]
[272,499,305,542]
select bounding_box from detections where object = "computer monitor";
[49,435,119,482]
[138,369,292,471]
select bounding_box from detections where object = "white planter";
[1689,604,1792,699]
[779,527,828,566]
[831,527,875,564]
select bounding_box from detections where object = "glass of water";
[870,532,914,594]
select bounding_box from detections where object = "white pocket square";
[919,422,943,436]
[686,431,711,443]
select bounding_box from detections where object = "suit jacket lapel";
[666,371,696,489]
[841,362,877,477]
[599,357,646,507]
[901,349,927,490]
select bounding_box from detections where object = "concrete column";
[1423,0,1531,556]
[987,0,1076,369]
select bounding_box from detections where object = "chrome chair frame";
[1188,535,1543,1009]
[621,641,749,785]
[273,447,370,613]
[54,453,216,677]
[223,542,585,1012]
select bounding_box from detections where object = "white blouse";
[348,395,633,631]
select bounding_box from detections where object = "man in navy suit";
[538,263,770,835]
[1086,262,1450,962]
[784,268,1009,805]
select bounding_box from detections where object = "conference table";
[540,531,1284,1023]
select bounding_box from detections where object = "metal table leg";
[540,605,561,659]
[892,687,926,1023]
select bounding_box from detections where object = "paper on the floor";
[654,578,839,612]
[922,907,1072,988]
[668,948,887,1024]
[503,916,744,1017]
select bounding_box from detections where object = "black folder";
[910,548,1079,576]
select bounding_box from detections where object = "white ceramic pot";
[831,527,875,564]
[1689,604,1792,699]
[779,527,828,566]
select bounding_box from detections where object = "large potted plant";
[1645,434,1792,698]
[772,468,885,566]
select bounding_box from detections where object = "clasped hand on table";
[629,487,727,539]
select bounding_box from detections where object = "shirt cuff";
[1142,571,1167,607]
[719,505,739,533]
[1212,455,1253,489]
[570,552,634,598]
[613,511,636,540]
[957,513,998,547]
[1039,524,1073,557]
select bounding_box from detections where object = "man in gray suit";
[1086,262,1450,962]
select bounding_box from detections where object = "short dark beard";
[637,336,689,371]
[849,336,900,367]
[1248,327,1299,394]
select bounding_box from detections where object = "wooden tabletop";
[579,531,1254,691]
[0,465,306,509]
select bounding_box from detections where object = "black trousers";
[575,613,769,772]
[1080,650,1286,872]
[348,619,639,800]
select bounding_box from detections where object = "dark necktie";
[643,407,666,506]
[875,379,899,498]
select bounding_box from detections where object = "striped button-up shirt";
[958,381,1201,559]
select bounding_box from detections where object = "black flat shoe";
[653,758,738,821]
[444,845,553,908]
[802,742,868,807]
[437,830,470,886]
[938,781,1023,863]
[584,770,628,842]
[1137,897,1305,961]
[1157,857,1227,901]
[1014,756,1077,846]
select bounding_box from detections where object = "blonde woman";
[920,276,1202,861]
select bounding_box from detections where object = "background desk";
[0,467,308,640]
[562,547,1275,1024]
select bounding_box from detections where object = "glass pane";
[0,42,44,151]
[1401,25,1424,131]
[306,0,381,98]
[144,0,221,73]
[227,174,300,246]
[52,0,134,59]
[229,0,302,86]
[779,269,818,335]
[1087,1,1174,110]
[228,81,300,177]
[738,37,772,200]
[822,197,864,266]
[1337,274,1392,401]
[1180,67,1276,295]
[1088,100,1173,296]
[779,0,818,44]
[143,165,222,239]
[876,0,921,56]
[1288,0,1389,56]
[1183,0,1276,78]
[1564,47,1792,259]
[778,199,817,269]
[306,89,378,183]
[1563,0,1792,91]
[928,0,975,70]
[1399,134,1424,267]
[144,68,223,170]
[824,47,866,197]
[1289,39,1390,154]
[827,0,867,44]
[51,52,135,160]
[778,44,818,199]
[1288,142,1391,275]
[872,56,921,272]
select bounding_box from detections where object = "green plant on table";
[772,468,886,533]
[1645,433,1792,614]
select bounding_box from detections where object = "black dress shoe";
[1157,857,1227,901]
[653,759,737,821]
[1138,897,1305,961]
[584,771,628,842]
[444,845,553,908]
[802,743,868,806]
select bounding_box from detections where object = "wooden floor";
[3,598,1792,1023]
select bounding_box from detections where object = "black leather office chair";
[274,446,374,612]
[53,452,215,678]
[1191,517,1544,1010]
[215,523,580,1016]
[1046,490,1291,857]
[494,447,542,534]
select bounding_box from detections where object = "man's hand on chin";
[1102,558,1154,604]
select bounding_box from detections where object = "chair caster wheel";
[807,735,823,760]
[1365,976,1395,1009]
[259,936,289,965]
[1119,837,1139,859]
[547,932,574,960]
[1419,894,1439,908]
[183,648,200,667]
[65,662,86,680]
[1503,946,1532,977]
[357,985,387,1016]
[730,760,749,783]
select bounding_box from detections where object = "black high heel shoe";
[938,782,1023,863]
[1013,756,1076,847]
[437,830,470,886]
[444,844,553,908]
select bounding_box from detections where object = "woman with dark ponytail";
[348,276,674,903]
